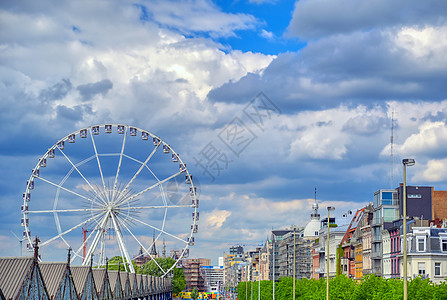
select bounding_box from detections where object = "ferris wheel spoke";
[37,176,103,207]
[119,205,194,210]
[116,170,183,206]
[90,128,109,202]
[118,145,160,201]
[112,127,128,201]
[83,211,111,265]
[71,221,102,263]
[57,148,106,204]
[40,210,106,247]
[117,217,168,276]
[28,208,103,214]
[110,213,135,273]
[126,214,188,244]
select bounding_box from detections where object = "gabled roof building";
[40,262,78,300]
[119,271,131,299]
[71,266,98,300]
[92,268,112,300]
[107,270,123,300]
[0,241,50,300]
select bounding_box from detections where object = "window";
[442,239,447,252]
[374,192,380,207]
[417,238,425,252]
[382,192,393,205]
[408,194,421,199]
[435,263,441,276]
[383,208,398,222]
[418,262,426,275]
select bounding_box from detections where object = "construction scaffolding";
[183,259,209,292]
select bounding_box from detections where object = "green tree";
[141,257,186,294]
[191,287,199,300]
[104,256,141,273]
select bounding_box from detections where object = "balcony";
[372,218,382,226]
[371,235,382,243]
[371,251,382,259]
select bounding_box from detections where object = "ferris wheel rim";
[22,124,199,275]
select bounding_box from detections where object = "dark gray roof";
[142,275,148,293]
[430,228,447,237]
[272,229,292,237]
[136,274,143,295]
[128,272,137,296]
[71,266,90,293]
[92,268,112,300]
[92,268,106,294]
[0,257,34,300]
[120,272,131,297]
[108,270,120,293]
[71,265,99,299]
[39,262,67,298]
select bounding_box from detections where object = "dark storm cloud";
[77,79,113,101]
[39,78,72,102]
[56,104,84,121]
[287,0,447,40]
[342,115,388,135]
[207,29,447,112]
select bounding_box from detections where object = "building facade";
[402,227,447,284]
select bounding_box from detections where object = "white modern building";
[201,266,224,293]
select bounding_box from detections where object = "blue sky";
[1,0,447,265]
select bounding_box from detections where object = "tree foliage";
[104,256,141,273]
[237,275,447,300]
[191,287,199,300]
[141,257,186,294]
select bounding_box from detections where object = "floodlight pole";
[327,206,335,300]
[293,227,296,300]
[402,158,415,300]
[258,248,261,300]
[273,236,275,300]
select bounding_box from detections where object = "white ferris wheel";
[21,124,199,275]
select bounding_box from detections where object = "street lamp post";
[293,227,296,300]
[245,263,248,300]
[258,248,261,300]
[273,236,275,300]
[326,206,335,300]
[402,158,415,300]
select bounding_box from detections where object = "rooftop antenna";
[10,229,23,256]
[311,186,320,219]
[390,109,395,188]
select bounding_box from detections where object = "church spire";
[149,230,158,257]
[311,186,320,220]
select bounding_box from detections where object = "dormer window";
[441,238,447,252]
[417,237,426,252]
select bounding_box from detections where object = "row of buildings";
[221,184,447,290]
